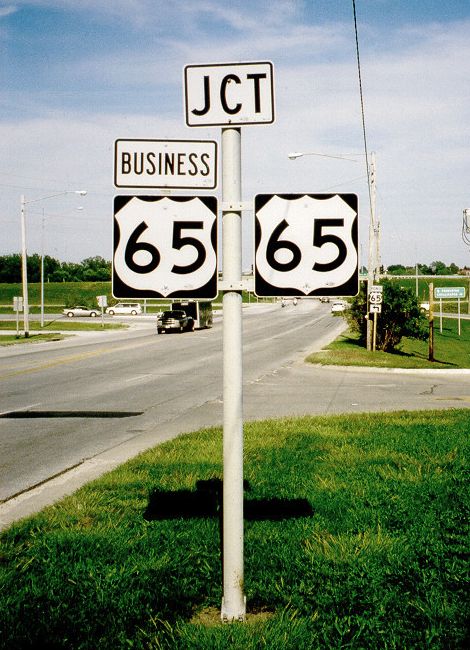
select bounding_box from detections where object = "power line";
[352,0,374,222]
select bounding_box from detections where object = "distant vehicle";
[63,306,99,318]
[106,302,142,316]
[170,302,213,329]
[157,310,193,333]
[319,297,330,303]
[331,301,346,313]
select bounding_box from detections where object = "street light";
[287,151,359,162]
[20,190,87,337]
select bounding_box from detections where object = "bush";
[344,280,428,352]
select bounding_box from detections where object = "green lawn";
[0,319,126,345]
[307,317,470,369]
[0,410,468,649]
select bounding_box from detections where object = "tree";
[344,280,428,352]
[80,256,111,281]
[386,264,408,275]
[0,254,21,282]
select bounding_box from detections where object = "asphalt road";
[1,300,469,529]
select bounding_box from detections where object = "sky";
[1,0,469,271]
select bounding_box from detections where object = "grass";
[0,320,126,331]
[0,282,267,311]
[307,317,470,369]
[0,410,468,649]
[0,332,68,345]
[0,319,126,345]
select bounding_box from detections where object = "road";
[1,300,469,528]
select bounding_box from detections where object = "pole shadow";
[143,478,313,521]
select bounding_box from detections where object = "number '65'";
[124,220,206,275]
[266,218,347,273]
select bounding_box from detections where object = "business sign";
[434,286,465,299]
[114,139,217,189]
[113,195,218,299]
[184,61,275,127]
[254,193,358,297]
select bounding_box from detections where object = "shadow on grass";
[144,478,313,521]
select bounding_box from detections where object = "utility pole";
[366,152,377,351]
[428,282,434,362]
[20,195,30,338]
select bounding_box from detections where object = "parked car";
[63,306,99,318]
[106,302,142,316]
[157,310,193,333]
[331,301,346,313]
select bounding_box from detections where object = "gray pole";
[40,209,45,328]
[366,152,376,350]
[20,195,30,338]
[221,126,246,622]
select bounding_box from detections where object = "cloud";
[1,5,469,266]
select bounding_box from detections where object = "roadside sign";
[113,195,218,299]
[369,292,383,304]
[184,61,274,127]
[434,286,465,299]
[13,296,23,311]
[114,139,217,189]
[254,193,358,297]
[370,303,382,313]
[97,295,107,307]
[371,285,383,293]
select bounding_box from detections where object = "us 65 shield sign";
[254,193,358,297]
[113,195,217,299]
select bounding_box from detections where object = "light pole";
[20,190,87,337]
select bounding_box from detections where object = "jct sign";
[184,61,274,127]
[254,193,358,297]
[113,195,218,299]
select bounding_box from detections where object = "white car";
[331,301,346,313]
[63,306,99,318]
[105,302,142,316]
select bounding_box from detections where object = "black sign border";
[254,193,359,298]
[112,195,218,300]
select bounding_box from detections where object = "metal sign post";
[13,296,23,337]
[220,127,245,622]
[429,283,434,362]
